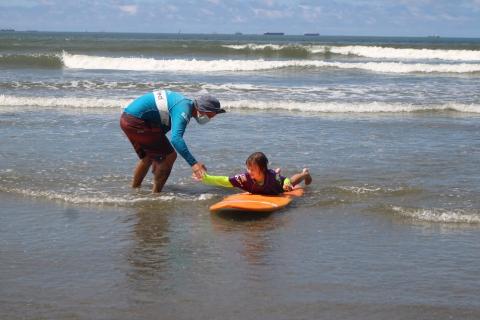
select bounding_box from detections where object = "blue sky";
[1,0,480,37]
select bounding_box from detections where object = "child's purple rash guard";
[228,169,287,195]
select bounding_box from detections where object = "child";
[196,152,312,195]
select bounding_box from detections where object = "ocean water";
[1,32,480,319]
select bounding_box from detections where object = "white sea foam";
[61,52,480,73]
[337,185,417,195]
[2,95,480,114]
[324,45,480,62]
[0,186,215,205]
[224,44,480,62]
[391,206,480,224]
[339,186,382,194]
[0,94,130,109]
[225,100,480,113]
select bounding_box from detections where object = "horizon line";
[1,29,480,39]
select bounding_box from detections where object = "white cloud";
[207,0,221,4]
[200,8,214,16]
[299,5,322,22]
[471,0,480,9]
[263,0,275,6]
[165,4,178,13]
[118,4,137,15]
[0,0,37,7]
[252,8,289,19]
[439,13,468,22]
[232,15,246,23]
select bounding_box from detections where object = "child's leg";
[289,168,312,187]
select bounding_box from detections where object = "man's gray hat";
[194,95,226,114]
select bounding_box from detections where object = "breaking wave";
[0,53,63,68]
[1,95,480,114]
[224,44,480,62]
[0,95,129,109]
[2,52,480,74]
[225,100,480,113]
[61,53,480,74]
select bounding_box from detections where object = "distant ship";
[304,33,319,36]
[264,32,284,36]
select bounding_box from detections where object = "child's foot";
[303,168,312,185]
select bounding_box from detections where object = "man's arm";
[170,106,197,166]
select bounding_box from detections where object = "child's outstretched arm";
[201,173,235,188]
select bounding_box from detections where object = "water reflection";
[126,206,170,283]
[210,210,288,267]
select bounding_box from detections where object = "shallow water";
[1,110,480,220]
[2,190,480,320]
[1,32,480,319]
[2,110,480,319]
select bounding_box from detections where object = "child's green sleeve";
[202,173,234,188]
[283,178,291,187]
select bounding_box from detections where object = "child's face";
[247,163,265,183]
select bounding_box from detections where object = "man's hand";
[192,162,207,181]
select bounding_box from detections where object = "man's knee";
[140,157,153,166]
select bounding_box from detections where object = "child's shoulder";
[266,168,283,180]
[230,171,252,186]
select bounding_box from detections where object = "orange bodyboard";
[209,188,304,213]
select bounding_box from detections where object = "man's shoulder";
[166,90,184,100]
[127,92,155,108]
[168,91,192,117]
[166,91,192,106]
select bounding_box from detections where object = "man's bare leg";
[132,157,152,188]
[152,152,177,193]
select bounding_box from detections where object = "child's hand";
[192,171,206,182]
[275,167,282,174]
[283,181,293,192]
[192,162,207,180]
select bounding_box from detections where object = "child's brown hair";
[246,152,269,173]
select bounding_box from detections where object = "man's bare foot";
[303,168,312,185]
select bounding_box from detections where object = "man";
[120,90,225,192]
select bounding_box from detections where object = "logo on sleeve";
[234,174,247,186]
[181,112,190,122]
